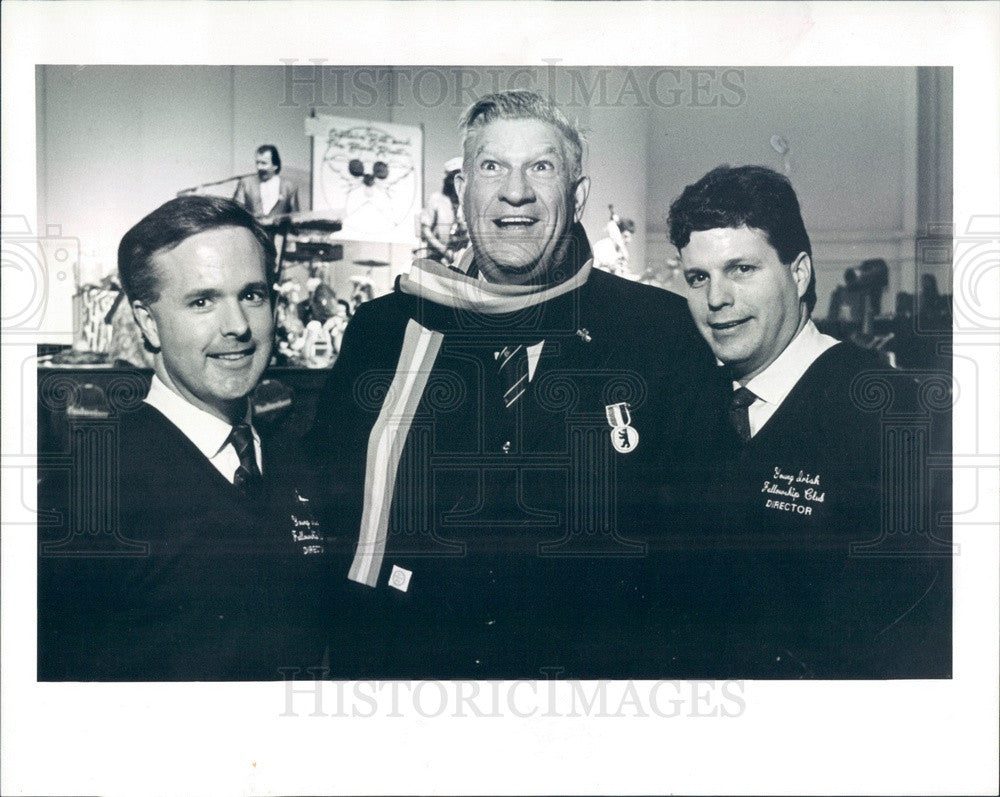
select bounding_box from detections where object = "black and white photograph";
[3,3,998,796]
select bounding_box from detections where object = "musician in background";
[419,157,468,265]
[233,144,300,224]
[592,211,636,277]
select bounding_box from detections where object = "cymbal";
[352,259,391,268]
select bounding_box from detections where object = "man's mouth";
[492,216,538,229]
[708,318,750,331]
[208,348,255,363]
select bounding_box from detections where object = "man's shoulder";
[582,268,704,353]
[118,401,175,444]
[784,341,898,434]
[584,268,690,322]
[117,402,222,483]
[587,268,686,306]
[804,340,890,386]
[346,289,413,332]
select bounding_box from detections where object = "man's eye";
[531,160,554,172]
[735,264,756,275]
[242,289,267,304]
[685,272,707,287]
[189,297,210,309]
[479,160,499,172]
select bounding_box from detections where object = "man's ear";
[131,300,161,351]
[453,171,466,210]
[573,176,591,223]
[790,252,812,300]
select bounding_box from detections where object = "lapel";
[247,178,263,214]
[519,286,607,453]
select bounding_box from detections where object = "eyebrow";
[181,287,222,302]
[683,257,754,272]
[474,144,563,161]
[180,281,268,302]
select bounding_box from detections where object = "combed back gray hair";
[459,90,584,181]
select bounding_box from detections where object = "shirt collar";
[736,319,840,405]
[144,375,253,460]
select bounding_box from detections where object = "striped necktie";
[495,344,529,409]
[729,386,758,443]
[229,423,263,495]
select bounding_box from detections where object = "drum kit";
[261,211,390,281]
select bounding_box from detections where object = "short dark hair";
[256,144,281,173]
[459,90,584,182]
[118,195,276,306]
[668,165,816,312]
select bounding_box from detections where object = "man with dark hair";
[668,165,950,678]
[38,195,332,681]
[233,144,300,222]
[309,90,717,679]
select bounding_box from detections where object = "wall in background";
[643,67,920,310]
[37,64,930,341]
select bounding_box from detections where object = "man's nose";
[499,168,536,206]
[706,277,734,310]
[219,300,251,338]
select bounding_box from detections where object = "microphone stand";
[176,173,256,197]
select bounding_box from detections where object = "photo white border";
[3,2,998,795]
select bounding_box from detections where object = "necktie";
[495,344,529,409]
[729,386,758,443]
[229,423,263,495]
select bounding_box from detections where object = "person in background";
[592,212,636,277]
[233,144,300,223]
[418,156,468,265]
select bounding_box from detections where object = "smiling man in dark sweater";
[38,196,332,681]
[668,165,951,678]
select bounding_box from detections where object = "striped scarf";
[398,233,592,315]
[348,227,593,588]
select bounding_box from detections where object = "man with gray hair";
[310,90,718,679]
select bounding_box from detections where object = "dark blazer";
[233,175,300,220]
[309,267,725,679]
[38,403,334,681]
[707,343,952,678]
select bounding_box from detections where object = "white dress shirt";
[259,175,280,215]
[735,320,840,438]
[144,375,262,483]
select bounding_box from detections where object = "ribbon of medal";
[605,401,639,454]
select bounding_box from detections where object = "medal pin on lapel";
[605,401,639,453]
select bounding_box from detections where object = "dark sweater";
[706,343,952,678]
[38,403,335,681]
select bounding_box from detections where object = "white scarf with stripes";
[398,248,592,315]
[348,238,593,588]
